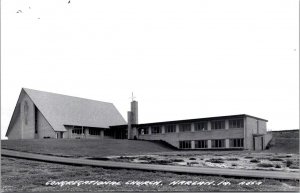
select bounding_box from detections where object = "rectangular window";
[165,125,176,133]
[179,141,191,149]
[72,129,82,135]
[151,126,161,134]
[179,124,191,132]
[139,127,148,135]
[211,120,225,130]
[143,127,149,134]
[229,119,244,129]
[229,138,244,147]
[194,122,208,131]
[195,140,208,148]
[88,128,101,136]
[34,106,38,134]
[211,139,225,148]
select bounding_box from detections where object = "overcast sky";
[1,0,299,139]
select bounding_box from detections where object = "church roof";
[10,88,127,133]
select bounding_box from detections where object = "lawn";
[1,157,299,192]
[1,139,175,157]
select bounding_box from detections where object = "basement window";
[230,138,244,147]
[179,141,191,149]
[195,140,208,148]
[211,139,225,148]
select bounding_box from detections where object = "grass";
[1,139,175,157]
[2,157,299,192]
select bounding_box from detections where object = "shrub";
[286,160,293,167]
[149,160,172,165]
[245,156,253,159]
[250,159,260,163]
[139,156,156,161]
[189,161,199,164]
[206,158,224,163]
[170,159,185,162]
[226,158,239,161]
[231,163,237,166]
[269,158,283,161]
[289,165,299,169]
[257,163,274,168]
[275,164,281,168]
[189,158,197,160]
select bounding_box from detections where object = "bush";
[275,164,281,168]
[170,159,185,162]
[250,159,260,163]
[286,160,293,167]
[189,161,199,164]
[226,158,239,161]
[245,156,253,159]
[257,163,274,168]
[206,158,224,163]
[231,163,237,166]
[289,165,299,169]
[269,158,283,161]
[189,158,197,160]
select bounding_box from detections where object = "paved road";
[1,149,299,180]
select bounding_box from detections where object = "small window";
[195,122,208,131]
[211,120,225,130]
[229,119,244,129]
[34,106,38,134]
[143,127,149,134]
[195,140,208,148]
[165,125,176,133]
[229,138,244,147]
[211,139,225,148]
[179,141,191,149]
[89,128,101,136]
[72,128,82,135]
[151,126,161,134]
[179,124,191,132]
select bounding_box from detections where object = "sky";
[1,0,299,139]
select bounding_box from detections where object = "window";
[165,125,176,133]
[195,140,208,148]
[89,128,101,136]
[179,141,191,149]
[211,120,225,130]
[230,138,244,148]
[72,129,82,135]
[179,124,191,132]
[195,122,208,131]
[139,127,148,135]
[143,127,149,134]
[34,106,38,134]
[211,139,225,148]
[151,126,161,134]
[229,119,244,129]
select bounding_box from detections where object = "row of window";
[139,119,244,135]
[72,128,101,136]
[179,138,244,149]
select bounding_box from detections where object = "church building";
[6,88,272,151]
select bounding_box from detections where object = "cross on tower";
[131,92,136,101]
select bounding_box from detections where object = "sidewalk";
[1,149,299,180]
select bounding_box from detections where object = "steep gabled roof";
[21,88,126,132]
